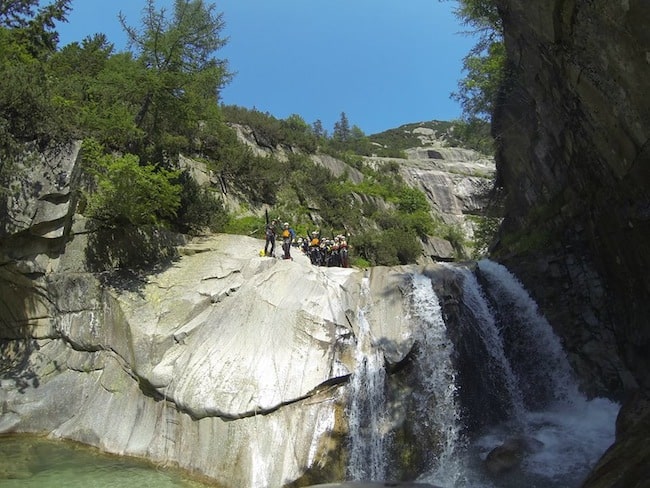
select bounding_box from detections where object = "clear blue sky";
[54,0,476,135]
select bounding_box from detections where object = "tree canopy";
[451,0,504,122]
[118,0,232,160]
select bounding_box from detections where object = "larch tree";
[451,0,504,121]
[119,0,232,160]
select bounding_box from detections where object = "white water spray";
[477,259,580,404]
[410,273,464,487]
[409,262,619,487]
[455,265,527,421]
[347,277,389,481]
[467,260,619,487]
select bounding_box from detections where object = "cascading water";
[467,259,619,487]
[409,260,619,488]
[454,265,527,422]
[409,273,464,487]
[476,259,580,407]
[347,277,389,481]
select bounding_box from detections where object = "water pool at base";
[0,435,215,488]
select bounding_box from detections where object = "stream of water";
[347,277,389,481]
[339,260,618,487]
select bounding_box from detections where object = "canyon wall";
[491,1,650,484]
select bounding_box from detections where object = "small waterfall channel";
[344,260,619,487]
[409,273,464,486]
[347,276,389,481]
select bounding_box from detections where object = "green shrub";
[469,215,501,258]
[224,215,266,237]
[350,256,371,269]
[352,228,421,266]
[82,139,181,227]
[175,171,229,234]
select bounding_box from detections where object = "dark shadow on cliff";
[85,222,188,294]
[0,339,45,393]
[0,263,64,393]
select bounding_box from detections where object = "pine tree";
[119,0,231,158]
[0,0,71,55]
[332,111,350,142]
[312,119,327,139]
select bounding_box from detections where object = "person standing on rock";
[309,231,321,265]
[264,219,277,257]
[340,235,350,268]
[280,222,295,260]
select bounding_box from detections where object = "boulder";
[484,436,544,476]
[420,236,455,262]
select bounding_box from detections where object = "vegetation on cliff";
[0,0,495,266]
[448,0,504,154]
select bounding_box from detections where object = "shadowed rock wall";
[492,0,650,396]
[491,1,650,485]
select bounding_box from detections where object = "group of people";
[262,219,350,268]
[301,231,350,268]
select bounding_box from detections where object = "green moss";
[500,226,554,254]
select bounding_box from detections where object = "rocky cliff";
[491,0,650,484]
[0,143,451,485]
[0,138,622,485]
[366,133,496,260]
[230,122,496,261]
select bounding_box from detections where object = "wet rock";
[491,1,650,483]
[0,227,451,486]
[484,436,544,476]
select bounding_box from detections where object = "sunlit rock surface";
[367,145,495,244]
[0,141,81,240]
[0,225,430,486]
[230,122,496,261]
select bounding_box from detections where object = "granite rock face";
[493,0,650,395]
[0,132,491,486]
[0,206,438,486]
[365,143,496,261]
[369,144,495,225]
[0,141,81,246]
[491,1,650,484]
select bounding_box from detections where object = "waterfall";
[347,277,389,481]
[470,260,618,486]
[476,259,580,406]
[455,265,526,421]
[413,261,618,487]
[409,273,464,487]
[342,262,617,487]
